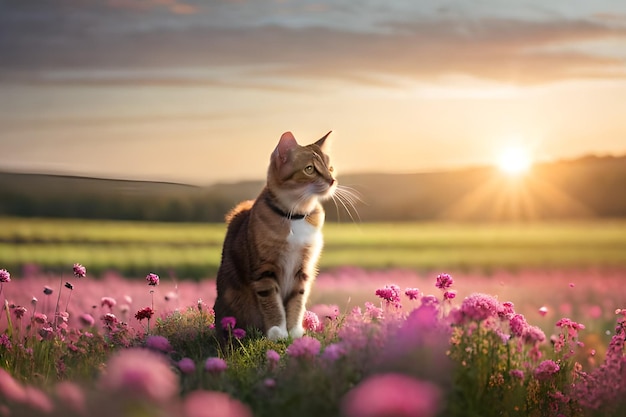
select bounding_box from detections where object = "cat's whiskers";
[331,185,363,223]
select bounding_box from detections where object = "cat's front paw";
[267,326,289,341]
[289,325,305,339]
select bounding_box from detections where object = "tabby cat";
[213,131,336,341]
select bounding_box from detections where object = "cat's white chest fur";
[279,219,322,300]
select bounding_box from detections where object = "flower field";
[1,263,626,416]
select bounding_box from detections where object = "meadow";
[1,217,626,416]
[2,217,626,278]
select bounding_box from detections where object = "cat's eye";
[304,165,315,175]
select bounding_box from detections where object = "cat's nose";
[328,178,336,186]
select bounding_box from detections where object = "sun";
[496,146,533,176]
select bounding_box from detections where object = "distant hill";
[1,154,625,222]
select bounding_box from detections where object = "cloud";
[1,1,625,86]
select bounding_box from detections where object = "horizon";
[1,1,626,185]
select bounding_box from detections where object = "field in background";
[1,217,626,279]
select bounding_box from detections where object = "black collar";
[264,193,306,220]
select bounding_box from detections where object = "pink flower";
[12,306,27,319]
[32,313,48,325]
[146,335,173,353]
[266,349,280,369]
[375,284,401,307]
[534,360,560,381]
[146,273,159,286]
[99,348,178,402]
[303,310,321,332]
[72,263,86,278]
[205,357,228,373]
[183,390,252,417]
[405,288,420,300]
[455,293,501,323]
[101,296,117,309]
[342,373,441,417]
[232,328,246,339]
[0,269,10,283]
[221,316,237,330]
[286,336,321,359]
[510,369,525,380]
[538,306,548,317]
[364,302,384,320]
[443,290,456,300]
[322,343,346,362]
[135,307,154,321]
[435,273,454,290]
[509,314,528,338]
[177,358,196,374]
[263,378,276,388]
[55,381,86,415]
[79,313,95,327]
[0,368,26,403]
[25,386,54,413]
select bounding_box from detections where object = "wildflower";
[146,273,159,286]
[266,349,280,368]
[421,295,439,307]
[25,386,54,413]
[73,263,86,278]
[205,357,228,373]
[303,310,321,332]
[101,296,117,309]
[146,335,173,353]
[405,288,420,300]
[286,336,321,359]
[183,390,252,417]
[523,325,546,345]
[455,293,501,323]
[322,343,346,362]
[556,317,586,338]
[232,328,246,340]
[0,334,12,350]
[534,360,560,381]
[443,290,457,300]
[0,368,27,403]
[13,305,27,319]
[32,313,48,325]
[221,316,237,330]
[55,382,86,415]
[375,284,401,307]
[39,326,54,340]
[178,358,196,374]
[101,313,118,326]
[135,307,154,321]
[509,313,529,338]
[362,302,383,320]
[43,286,53,295]
[263,378,276,388]
[435,273,454,290]
[0,269,10,283]
[341,373,441,417]
[510,369,525,380]
[99,348,178,402]
[310,304,340,321]
[79,313,95,327]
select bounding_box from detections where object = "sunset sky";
[1,0,625,185]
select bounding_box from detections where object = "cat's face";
[269,131,337,206]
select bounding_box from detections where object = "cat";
[213,131,337,341]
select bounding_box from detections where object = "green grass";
[1,217,626,278]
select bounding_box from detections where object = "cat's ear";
[273,131,299,164]
[315,131,332,151]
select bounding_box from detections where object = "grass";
[2,217,626,278]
